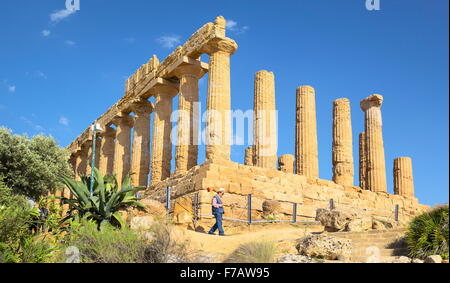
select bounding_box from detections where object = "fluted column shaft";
[175,65,203,173]
[359,132,368,190]
[204,38,238,161]
[295,86,319,178]
[253,70,277,169]
[131,101,152,187]
[77,142,90,179]
[244,146,254,166]
[74,150,83,181]
[332,98,354,186]
[278,154,295,174]
[394,157,414,197]
[85,140,94,176]
[113,115,134,186]
[98,126,116,176]
[151,88,177,185]
[361,94,387,192]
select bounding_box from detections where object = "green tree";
[0,127,73,200]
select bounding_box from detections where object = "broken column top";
[360,94,383,111]
[334,97,350,105]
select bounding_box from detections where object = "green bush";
[225,241,277,263]
[406,205,449,259]
[0,127,73,200]
[60,218,148,263]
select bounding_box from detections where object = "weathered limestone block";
[296,234,352,260]
[174,64,205,174]
[112,114,134,186]
[315,208,357,232]
[150,85,178,185]
[130,215,155,231]
[77,142,90,179]
[359,132,368,190]
[332,98,354,186]
[278,154,294,174]
[295,86,319,178]
[253,70,277,169]
[424,255,443,263]
[98,125,115,176]
[203,28,238,161]
[393,157,415,197]
[262,200,281,216]
[360,94,387,192]
[346,217,373,232]
[131,100,153,187]
[244,146,254,166]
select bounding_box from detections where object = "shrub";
[225,241,277,263]
[144,221,191,263]
[0,128,73,200]
[60,218,148,263]
[406,205,449,259]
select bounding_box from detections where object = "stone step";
[352,248,408,257]
[335,232,405,239]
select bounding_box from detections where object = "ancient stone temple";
[67,16,428,226]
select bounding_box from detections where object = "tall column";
[131,100,153,187]
[359,132,368,190]
[278,154,294,174]
[77,142,90,179]
[98,126,116,176]
[393,157,414,197]
[150,86,178,185]
[360,94,387,192]
[203,18,238,161]
[113,114,134,186]
[74,150,83,181]
[295,86,319,178]
[253,70,277,169]
[85,140,93,176]
[332,98,354,186]
[174,65,203,173]
[244,146,254,166]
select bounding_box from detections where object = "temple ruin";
[66,16,428,226]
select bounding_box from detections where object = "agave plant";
[60,168,145,228]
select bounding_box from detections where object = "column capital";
[203,37,238,56]
[100,125,116,137]
[360,94,383,111]
[149,83,179,98]
[80,140,92,151]
[173,64,206,79]
[333,97,350,106]
[112,114,135,128]
[131,100,154,117]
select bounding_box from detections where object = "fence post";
[165,187,171,211]
[329,199,335,210]
[247,194,252,224]
[292,203,297,223]
[193,192,199,222]
[395,204,399,222]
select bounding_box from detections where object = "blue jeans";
[209,213,224,235]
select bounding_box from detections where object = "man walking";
[208,188,225,236]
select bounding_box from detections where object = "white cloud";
[36,71,48,79]
[64,40,76,46]
[226,19,249,35]
[59,116,69,126]
[8,86,16,93]
[156,35,181,48]
[41,30,51,37]
[50,8,77,22]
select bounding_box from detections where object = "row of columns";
[247,76,414,197]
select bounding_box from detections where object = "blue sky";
[0,0,448,206]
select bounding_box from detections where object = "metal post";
[329,199,335,210]
[395,205,399,222]
[247,194,252,224]
[166,187,171,211]
[193,192,199,222]
[89,122,98,197]
[292,203,297,223]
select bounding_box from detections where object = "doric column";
[150,85,178,185]
[85,139,94,176]
[131,100,153,187]
[98,126,116,176]
[359,132,368,190]
[278,154,294,174]
[332,98,354,186]
[295,86,319,178]
[394,157,414,197]
[77,141,90,179]
[203,17,238,161]
[360,94,387,192]
[112,114,134,186]
[253,70,277,169]
[244,146,254,166]
[74,150,83,181]
[174,64,204,173]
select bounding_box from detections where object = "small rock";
[277,254,323,263]
[346,217,372,232]
[424,255,442,263]
[315,208,357,232]
[391,256,411,263]
[372,219,386,230]
[412,258,424,263]
[130,215,155,231]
